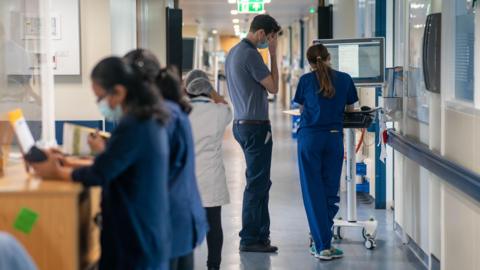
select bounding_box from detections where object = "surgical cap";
[186,77,214,96]
[185,69,214,96]
[185,69,209,86]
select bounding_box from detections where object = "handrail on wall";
[387,129,480,203]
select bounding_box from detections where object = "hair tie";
[159,68,168,79]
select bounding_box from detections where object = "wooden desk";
[0,161,100,270]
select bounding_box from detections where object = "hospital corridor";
[0,0,479,270]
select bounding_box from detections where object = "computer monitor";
[313,38,385,86]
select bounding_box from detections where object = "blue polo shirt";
[294,70,359,131]
[225,39,271,121]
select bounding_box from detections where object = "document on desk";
[62,123,110,156]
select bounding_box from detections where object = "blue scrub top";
[72,114,171,270]
[164,101,208,258]
[294,70,359,131]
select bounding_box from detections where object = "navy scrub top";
[164,101,208,258]
[294,70,359,131]
[72,114,171,270]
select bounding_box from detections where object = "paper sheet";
[338,44,360,78]
[62,123,110,156]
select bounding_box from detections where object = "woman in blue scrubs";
[294,44,359,261]
[124,49,208,270]
[32,57,171,270]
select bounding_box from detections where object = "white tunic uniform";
[189,96,232,207]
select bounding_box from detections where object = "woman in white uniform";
[185,69,232,270]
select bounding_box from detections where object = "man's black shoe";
[239,243,278,253]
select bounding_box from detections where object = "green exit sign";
[238,0,265,3]
[237,1,265,13]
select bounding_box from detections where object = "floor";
[193,102,425,270]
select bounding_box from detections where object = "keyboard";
[343,111,376,128]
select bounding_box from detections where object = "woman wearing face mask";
[294,44,359,261]
[31,57,171,270]
[123,49,208,270]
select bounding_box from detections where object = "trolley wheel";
[332,227,343,240]
[365,238,376,249]
[362,228,376,240]
[335,227,344,240]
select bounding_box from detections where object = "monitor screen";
[313,38,385,86]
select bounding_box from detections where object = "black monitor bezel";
[312,38,385,86]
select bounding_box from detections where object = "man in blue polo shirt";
[225,14,280,253]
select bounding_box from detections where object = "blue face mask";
[257,38,269,49]
[98,98,123,122]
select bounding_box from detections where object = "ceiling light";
[232,18,240,24]
[231,9,238,15]
[228,0,236,3]
[212,29,218,34]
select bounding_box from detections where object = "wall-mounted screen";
[313,38,385,86]
[182,38,196,72]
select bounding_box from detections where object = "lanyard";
[190,98,211,104]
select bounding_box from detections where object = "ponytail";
[157,67,192,114]
[315,56,335,98]
[124,49,192,114]
[307,44,335,98]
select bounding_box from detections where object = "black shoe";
[239,243,278,253]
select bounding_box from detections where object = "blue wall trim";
[300,20,305,69]
[374,0,387,209]
[23,120,114,145]
[24,120,104,145]
[387,130,480,203]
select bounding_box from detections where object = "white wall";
[55,0,173,121]
[331,0,357,39]
[137,0,173,64]
[110,0,137,56]
[54,0,112,121]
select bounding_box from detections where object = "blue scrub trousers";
[233,123,273,246]
[297,129,344,251]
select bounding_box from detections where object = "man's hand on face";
[268,33,278,56]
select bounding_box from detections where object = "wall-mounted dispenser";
[422,13,441,93]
